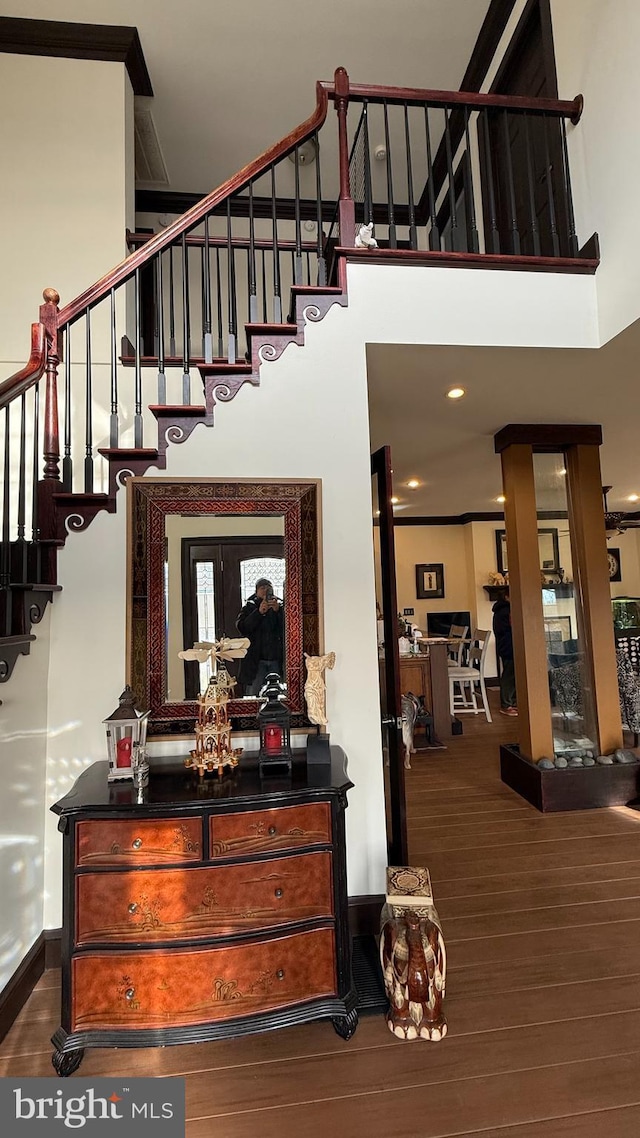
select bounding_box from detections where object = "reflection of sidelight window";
[240,557,286,604]
[195,561,216,692]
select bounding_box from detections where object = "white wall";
[0,53,134,963]
[551,0,640,345]
[0,612,50,992]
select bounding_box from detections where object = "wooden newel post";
[39,288,61,483]
[334,67,355,248]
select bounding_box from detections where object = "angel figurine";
[304,651,336,727]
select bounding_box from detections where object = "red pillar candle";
[116,736,132,768]
[264,725,283,754]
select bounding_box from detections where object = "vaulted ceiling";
[0,0,491,193]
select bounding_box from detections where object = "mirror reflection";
[166,515,286,701]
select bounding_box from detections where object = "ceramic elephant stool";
[380,901,447,1041]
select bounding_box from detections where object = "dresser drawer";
[209,802,331,859]
[71,927,336,1031]
[76,818,202,867]
[75,851,333,944]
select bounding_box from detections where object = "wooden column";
[500,444,554,761]
[565,444,623,755]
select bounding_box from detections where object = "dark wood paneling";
[494,423,603,452]
[0,17,152,95]
[0,933,45,1044]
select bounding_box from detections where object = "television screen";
[426,611,471,639]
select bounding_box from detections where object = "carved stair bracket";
[149,406,211,457]
[288,287,348,327]
[97,449,161,498]
[202,374,260,417]
[51,492,116,541]
[0,634,36,682]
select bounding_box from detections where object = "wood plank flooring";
[4,691,640,1136]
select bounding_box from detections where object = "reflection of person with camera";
[236,577,284,695]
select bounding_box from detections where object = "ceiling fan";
[602,486,640,538]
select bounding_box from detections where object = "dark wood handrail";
[0,323,46,410]
[57,84,329,329]
[322,80,583,124]
[126,231,320,252]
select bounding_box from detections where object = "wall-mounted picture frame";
[496,528,560,575]
[416,563,445,599]
[608,547,622,582]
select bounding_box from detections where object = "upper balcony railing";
[0,67,591,659]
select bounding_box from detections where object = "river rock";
[554,756,568,769]
[596,754,614,765]
[583,756,596,767]
[538,758,555,770]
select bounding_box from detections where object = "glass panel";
[195,561,216,693]
[533,452,597,759]
[239,557,286,606]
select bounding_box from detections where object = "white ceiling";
[367,320,640,517]
[1,0,491,191]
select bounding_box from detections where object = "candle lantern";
[104,686,150,783]
[257,673,292,774]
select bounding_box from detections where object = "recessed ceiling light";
[446,387,466,400]
[390,497,399,505]
[407,479,420,489]
[496,495,506,503]
[629,494,639,502]
[559,468,567,476]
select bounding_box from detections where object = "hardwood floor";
[4,692,640,1136]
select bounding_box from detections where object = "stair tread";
[52,492,111,502]
[245,322,298,334]
[290,285,343,294]
[9,582,62,592]
[197,363,253,375]
[97,448,159,458]
[0,633,36,645]
[149,404,206,417]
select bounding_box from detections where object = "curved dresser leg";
[331,1007,359,1040]
[52,1048,84,1077]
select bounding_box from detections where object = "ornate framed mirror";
[127,478,321,736]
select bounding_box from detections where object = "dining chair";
[448,630,493,723]
[447,623,469,667]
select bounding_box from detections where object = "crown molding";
[0,17,153,96]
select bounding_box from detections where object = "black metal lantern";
[257,673,292,773]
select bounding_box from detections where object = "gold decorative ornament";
[178,638,250,778]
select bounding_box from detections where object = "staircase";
[0,68,594,682]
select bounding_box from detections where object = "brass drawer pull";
[268,825,277,836]
[276,969,285,980]
[132,838,143,850]
[274,887,283,899]
[128,903,138,914]
[125,987,136,1000]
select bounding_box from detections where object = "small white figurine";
[355,222,378,249]
[304,652,336,726]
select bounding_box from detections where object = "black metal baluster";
[444,107,460,252]
[261,249,268,323]
[109,288,118,447]
[294,146,303,285]
[227,201,237,362]
[464,107,480,253]
[315,132,326,285]
[17,393,27,585]
[482,109,500,253]
[383,102,397,248]
[169,245,176,357]
[424,106,440,251]
[305,250,311,285]
[363,101,373,228]
[63,326,73,490]
[404,104,418,249]
[134,269,143,446]
[249,181,258,321]
[2,407,11,634]
[542,113,560,258]
[560,116,579,257]
[32,383,41,583]
[181,234,191,402]
[271,167,282,323]
[203,216,213,362]
[156,253,166,403]
[84,310,93,493]
[215,247,223,358]
[246,250,252,358]
[523,113,540,256]
[502,109,520,254]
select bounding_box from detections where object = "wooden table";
[398,641,453,741]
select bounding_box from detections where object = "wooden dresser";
[50,749,357,1076]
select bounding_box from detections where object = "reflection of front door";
[182,537,285,698]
